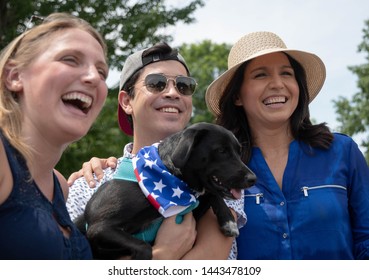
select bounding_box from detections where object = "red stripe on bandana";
[147,194,161,210]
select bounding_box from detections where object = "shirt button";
[280,201,285,206]
[283,233,288,239]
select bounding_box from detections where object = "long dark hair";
[216,53,333,163]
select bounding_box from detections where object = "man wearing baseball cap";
[117,43,195,137]
[67,42,243,259]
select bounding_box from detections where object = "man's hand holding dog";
[152,213,197,260]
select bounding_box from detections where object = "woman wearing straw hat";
[206,31,369,259]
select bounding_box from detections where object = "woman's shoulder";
[332,132,358,146]
[331,132,366,160]
[0,137,6,171]
[0,136,14,205]
[54,169,68,201]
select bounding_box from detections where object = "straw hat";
[205,31,326,116]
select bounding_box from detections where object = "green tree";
[333,19,369,162]
[1,0,205,70]
[179,40,231,123]
[1,0,205,176]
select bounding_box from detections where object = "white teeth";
[160,107,179,113]
[263,96,286,105]
[62,92,92,108]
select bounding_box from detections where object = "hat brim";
[205,48,326,116]
[118,106,133,136]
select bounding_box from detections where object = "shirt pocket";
[293,184,349,231]
[301,185,347,197]
[244,192,264,205]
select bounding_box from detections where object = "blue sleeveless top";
[0,131,92,259]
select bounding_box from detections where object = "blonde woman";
[0,13,109,259]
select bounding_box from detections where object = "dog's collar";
[113,158,136,182]
[133,143,199,218]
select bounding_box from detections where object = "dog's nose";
[245,172,257,187]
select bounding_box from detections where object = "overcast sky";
[108,0,368,135]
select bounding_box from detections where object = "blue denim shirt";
[237,133,369,259]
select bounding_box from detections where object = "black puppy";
[75,122,256,259]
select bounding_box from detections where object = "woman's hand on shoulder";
[67,156,117,188]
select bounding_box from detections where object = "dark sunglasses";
[144,73,197,96]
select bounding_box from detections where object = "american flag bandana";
[132,143,198,218]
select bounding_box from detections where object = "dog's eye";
[216,147,227,154]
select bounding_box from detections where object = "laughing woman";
[206,31,369,259]
[0,13,109,259]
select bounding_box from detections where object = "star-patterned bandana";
[132,143,199,218]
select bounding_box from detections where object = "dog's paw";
[221,221,239,237]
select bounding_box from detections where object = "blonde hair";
[0,12,107,163]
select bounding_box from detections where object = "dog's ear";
[171,127,205,169]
